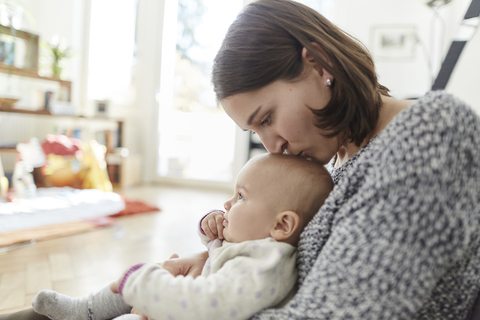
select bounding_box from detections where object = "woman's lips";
[299,151,315,162]
[299,151,308,158]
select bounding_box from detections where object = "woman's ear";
[302,47,322,75]
[270,211,300,242]
[301,43,334,82]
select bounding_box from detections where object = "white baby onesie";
[119,223,298,320]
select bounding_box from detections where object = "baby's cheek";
[222,227,231,241]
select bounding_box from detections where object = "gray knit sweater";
[251,91,480,319]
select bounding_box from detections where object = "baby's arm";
[117,241,297,320]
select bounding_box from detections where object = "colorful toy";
[81,140,112,192]
[41,135,112,192]
[12,137,46,198]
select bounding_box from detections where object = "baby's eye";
[261,114,271,125]
[238,192,244,200]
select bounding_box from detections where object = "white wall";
[331,0,476,103]
[445,18,480,113]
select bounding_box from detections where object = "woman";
[2,0,479,319]
[214,0,480,318]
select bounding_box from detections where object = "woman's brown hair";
[212,0,390,146]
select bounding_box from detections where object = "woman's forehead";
[221,91,261,113]
[221,81,283,111]
[220,95,250,126]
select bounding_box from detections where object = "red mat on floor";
[110,196,161,217]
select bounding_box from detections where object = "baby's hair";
[253,154,333,227]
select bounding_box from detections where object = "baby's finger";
[204,224,216,240]
[215,214,225,239]
[208,218,219,237]
[201,219,213,239]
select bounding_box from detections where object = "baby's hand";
[201,210,225,240]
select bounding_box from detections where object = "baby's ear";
[270,211,300,242]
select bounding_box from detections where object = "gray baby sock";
[32,285,132,320]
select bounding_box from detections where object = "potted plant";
[42,36,72,79]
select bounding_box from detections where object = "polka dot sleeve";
[120,239,298,320]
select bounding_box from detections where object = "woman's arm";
[160,251,209,278]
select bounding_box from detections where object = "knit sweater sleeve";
[250,92,480,319]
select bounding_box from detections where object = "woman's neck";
[334,95,415,168]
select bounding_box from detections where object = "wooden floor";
[0,184,231,315]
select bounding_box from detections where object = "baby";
[31,154,333,320]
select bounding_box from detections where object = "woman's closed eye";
[261,114,271,126]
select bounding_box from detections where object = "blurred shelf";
[0,148,17,154]
[0,108,124,160]
[0,64,70,86]
[0,108,50,115]
[0,62,71,99]
[0,107,123,122]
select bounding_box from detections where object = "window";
[157,0,243,183]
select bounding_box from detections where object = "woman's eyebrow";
[247,106,262,126]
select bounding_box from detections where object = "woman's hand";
[201,210,225,240]
[161,252,209,278]
[110,252,208,293]
[110,279,120,294]
[110,266,131,294]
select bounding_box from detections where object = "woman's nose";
[257,133,287,154]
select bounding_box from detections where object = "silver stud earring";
[326,78,332,87]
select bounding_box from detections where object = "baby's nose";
[224,201,231,211]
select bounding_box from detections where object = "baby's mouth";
[222,219,228,227]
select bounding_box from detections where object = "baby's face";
[222,157,288,243]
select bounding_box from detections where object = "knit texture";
[250,91,480,319]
